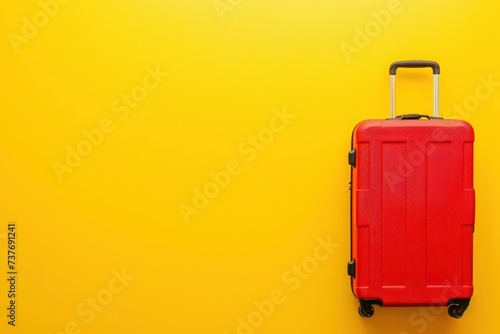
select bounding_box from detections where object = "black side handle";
[389,60,440,75]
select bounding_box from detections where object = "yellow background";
[1,0,499,333]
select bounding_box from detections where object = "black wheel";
[448,305,465,319]
[358,305,374,318]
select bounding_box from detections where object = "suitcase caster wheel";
[448,305,466,319]
[358,305,374,318]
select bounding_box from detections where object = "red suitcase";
[348,61,475,318]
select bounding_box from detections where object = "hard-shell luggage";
[347,60,475,318]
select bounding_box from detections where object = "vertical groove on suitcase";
[426,142,452,286]
[381,142,406,288]
[406,139,428,290]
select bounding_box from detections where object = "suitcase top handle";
[389,60,440,118]
[389,60,440,75]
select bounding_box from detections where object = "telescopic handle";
[389,60,440,118]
